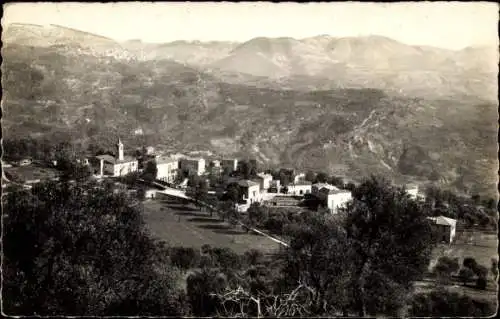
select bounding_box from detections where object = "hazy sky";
[2,2,498,49]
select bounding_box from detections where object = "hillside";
[2,25,498,197]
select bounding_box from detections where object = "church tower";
[117,137,124,161]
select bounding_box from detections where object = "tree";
[315,172,328,183]
[280,214,353,315]
[491,259,498,280]
[458,267,475,286]
[142,161,158,182]
[186,268,227,316]
[169,247,200,271]
[279,171,291,187]
[343,176,434,316]
[410,289,496,317]
[476,276,487,290]
[329,176,344,188]
[246,203,268,230]
[434,256,460,281]
[3,180,186,316]
[463,257,478,270]
[305,171,316,182]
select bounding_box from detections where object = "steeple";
[117,136,124,161]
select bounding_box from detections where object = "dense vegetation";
[3,175,496,316]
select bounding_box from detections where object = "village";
[2,137,460,246]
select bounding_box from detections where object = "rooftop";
[96,154,137,164]
[428,216,457,227]
[156,156,177,165]
[293,180,312,186]
[256,173,273,179]
[313,183,336,190]
[238,180,260,187]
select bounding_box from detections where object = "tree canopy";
[2,180,188,316]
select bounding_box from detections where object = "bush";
[476,277,487,290]
[410,289,496,317]
[463,257,478,270]
[169,247,200,271]
[458,267,475,286]
[434,256,460,278]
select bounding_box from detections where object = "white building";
[427,216,457,244]
[211,160,221,168]
[326,189,353,214]
[312,183,352,214]
[156,156,178,183]
[96,138,138,177]
[405,184,420,199]
[221,158,238,173]
[256,173,273,191]
[180,157,206,176]
[287,181,312,196]
[238,179,261,205]
[293,173,306,184]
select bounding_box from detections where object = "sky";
[2,2,499,50]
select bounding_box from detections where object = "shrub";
[434,256,460,278]
[458,267,475,286]
[169,247,200,271]
[463,257,478,270]
[476,277,487,290]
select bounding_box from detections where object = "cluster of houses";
[2,137,457,244]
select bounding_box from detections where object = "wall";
[157,161,178,182]
[114,161,138,177]
[287,184,312,196]
[327,191,353,214]
[180,159,205,176]
[243,184,261,204]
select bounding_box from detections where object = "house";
[325,188,353,214]
[405,184,420,199]
[255,173,273,191]
[221,158,238,173]
[269,179,281,193]
[145,146,155,155]
[95,138,138,177]
[293,173,306,184]
[211,160,221,168]
[312,183,352,214]
[179,157,206,176]
[311,183,336,196]
[287,181,312,196]
[238,179,261,205]
[156,156,178,183]
[209,160,222,176]
[427,216,457,244]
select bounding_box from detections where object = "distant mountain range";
[2,23,498,197]
[3,23,497,99]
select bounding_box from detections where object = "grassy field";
[142,197,283,254]
[423,230,498,303]
[4,164,59,182]
[431,231,498,269]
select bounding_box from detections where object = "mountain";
[208,35,498,99]
[2,23,136,60]
[121,40,238,66]
[2,24,498,197]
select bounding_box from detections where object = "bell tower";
[117,137,124,161]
